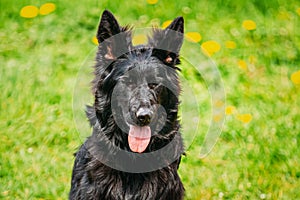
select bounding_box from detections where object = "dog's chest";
[92,167,181,199]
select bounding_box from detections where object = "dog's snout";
[136,108,152,125]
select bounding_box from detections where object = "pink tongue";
[128,125,151,153]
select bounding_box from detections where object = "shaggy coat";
[70,10,185,200]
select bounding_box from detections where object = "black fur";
[70,10,185,200]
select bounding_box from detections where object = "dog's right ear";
[97,10,121,43]
[96,10,131,60]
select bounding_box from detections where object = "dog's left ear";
[165,16,184,36]
[96,10,131,60]
[150,16,184,65]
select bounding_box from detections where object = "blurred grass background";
[1,0,300,199]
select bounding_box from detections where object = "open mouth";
[128,125,151,153]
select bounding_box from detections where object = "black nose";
[136,108,152,125]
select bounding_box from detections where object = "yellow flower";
[297,8,300,16]
[147,0,158,5]
[185,32,202,43]
[238,60,247,70]
[225,106,236,115]
[132,34,147,45]
[242,20,256,31]
[92,36,98,45]
[162,20,172,28]
[20,5,39,18]
[39,3,56,15]
[2,191,9,196]
[225,41,236,49]
[213,114,223,122]
[201,40,221,56]
[291,70,300,85]
[214,100,224,108]
[237,114,252,123]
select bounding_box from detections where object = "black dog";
[70,10,185,200]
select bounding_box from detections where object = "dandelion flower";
[162,20,172,28]
[291,70,300,85]
[297,8,300,16]
[92,36,98,45]
[225,41,236,49]
[242,20,256,31]
[2,191,9,196]
[147,0,158,5]
[132,34,147,45]
[201,40,221,56]
[238,60,247,70]
[260,193,267,199]
[39,3,56,15]
[213,114,223,122]
[185,32,202,43]
[20,5,39,18]
[225,106,236,115]
[219,192,224,198]
[237,114,252,123]
[214,100,224,108]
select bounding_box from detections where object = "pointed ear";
[165,16,184,34]
[150,17,184,65]
[97,10,121,43]
[96,10,131,60]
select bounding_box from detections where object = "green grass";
[1,0,300,199]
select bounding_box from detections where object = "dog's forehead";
[125,47,160,68]
[124,62,163,79]
[128,45,152,60]
[116,46,176,83]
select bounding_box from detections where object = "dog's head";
[92,10,184,153]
